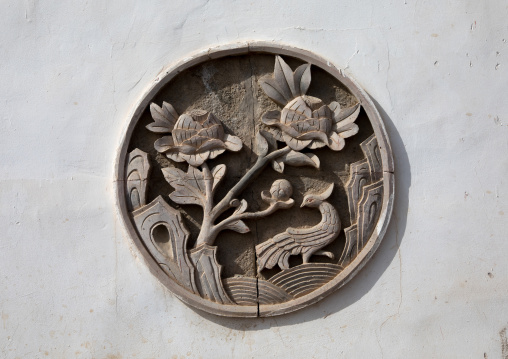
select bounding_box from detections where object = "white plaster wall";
[1,1,507,358]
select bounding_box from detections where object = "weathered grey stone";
[116,42,394,317]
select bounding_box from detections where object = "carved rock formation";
[339,134,384,267]
[132,196,197,293]
[126,148,150,211]
[189,244,233,304]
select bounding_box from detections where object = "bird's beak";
[300,202,306,208]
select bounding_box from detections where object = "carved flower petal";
[271,122,301,138]
[308,140,327,149]
[304,96,325,111]
[177,144,199,155]
[197,123,224,140]
[282,133,311,151]
[173,128,198,146]
[223,134,243,152]
[333,103,361,125]
[196,138,226,152]
[328,101,341,113]
[261,110,281,125]
[154,136,175,153]
[182,135,208,148]
[175,113,202,131]
[338,123,359,138]
[166,152,185,162]
[312,104,333,120]
[189,109,208,124]
[180,152,210,166]
[327,131,346,151]
[290,119,316,133]
[201,112,221,127]
[296,130,329,143]
[266,126,284,141]
[209,148,226,159]
[283,97,312,121]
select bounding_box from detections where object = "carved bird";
[256,184,341,272]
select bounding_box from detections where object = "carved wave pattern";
[268,263,342,298]
[223,277,292,305]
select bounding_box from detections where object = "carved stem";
[210,200,293,239]
[195,162,215,247]
[210,146,291,220]
[195,145,291,247]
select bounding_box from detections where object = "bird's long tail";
[255,233,298,273]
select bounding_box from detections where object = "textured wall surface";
[1,1,507,358]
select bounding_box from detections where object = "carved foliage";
[162,164,225,207]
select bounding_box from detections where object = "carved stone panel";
[116,43,394,317]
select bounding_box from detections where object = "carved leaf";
[147,102,179,133]
[281,151,320,169]
[223,220,250,234]
[154,136,174,152]
[255,131,269,157]
[293,63,311,96]
[162,166,205,207]
[272,158,285,173]
[259,78,287,107]
[275,56,296,100]
[259,129,278,151]
[186,166,206,193]
[211,164,226,192]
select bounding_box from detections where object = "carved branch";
[210,145,291,221]
[211,199,294,238]
[201,162,214,211]
[194,146,292,247]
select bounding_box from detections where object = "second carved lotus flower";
[146,103,242,166]
[260,56,361,151]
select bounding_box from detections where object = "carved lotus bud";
[146,103,242,166]
[269,179,293,201]
[260,56,361,152]
[261,179,294,205]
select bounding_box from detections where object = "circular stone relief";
[116,43,394,317]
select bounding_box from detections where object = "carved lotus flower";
[146,102,242,166]
[260,56,361,151]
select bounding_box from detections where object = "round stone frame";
[115,42,394,317]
